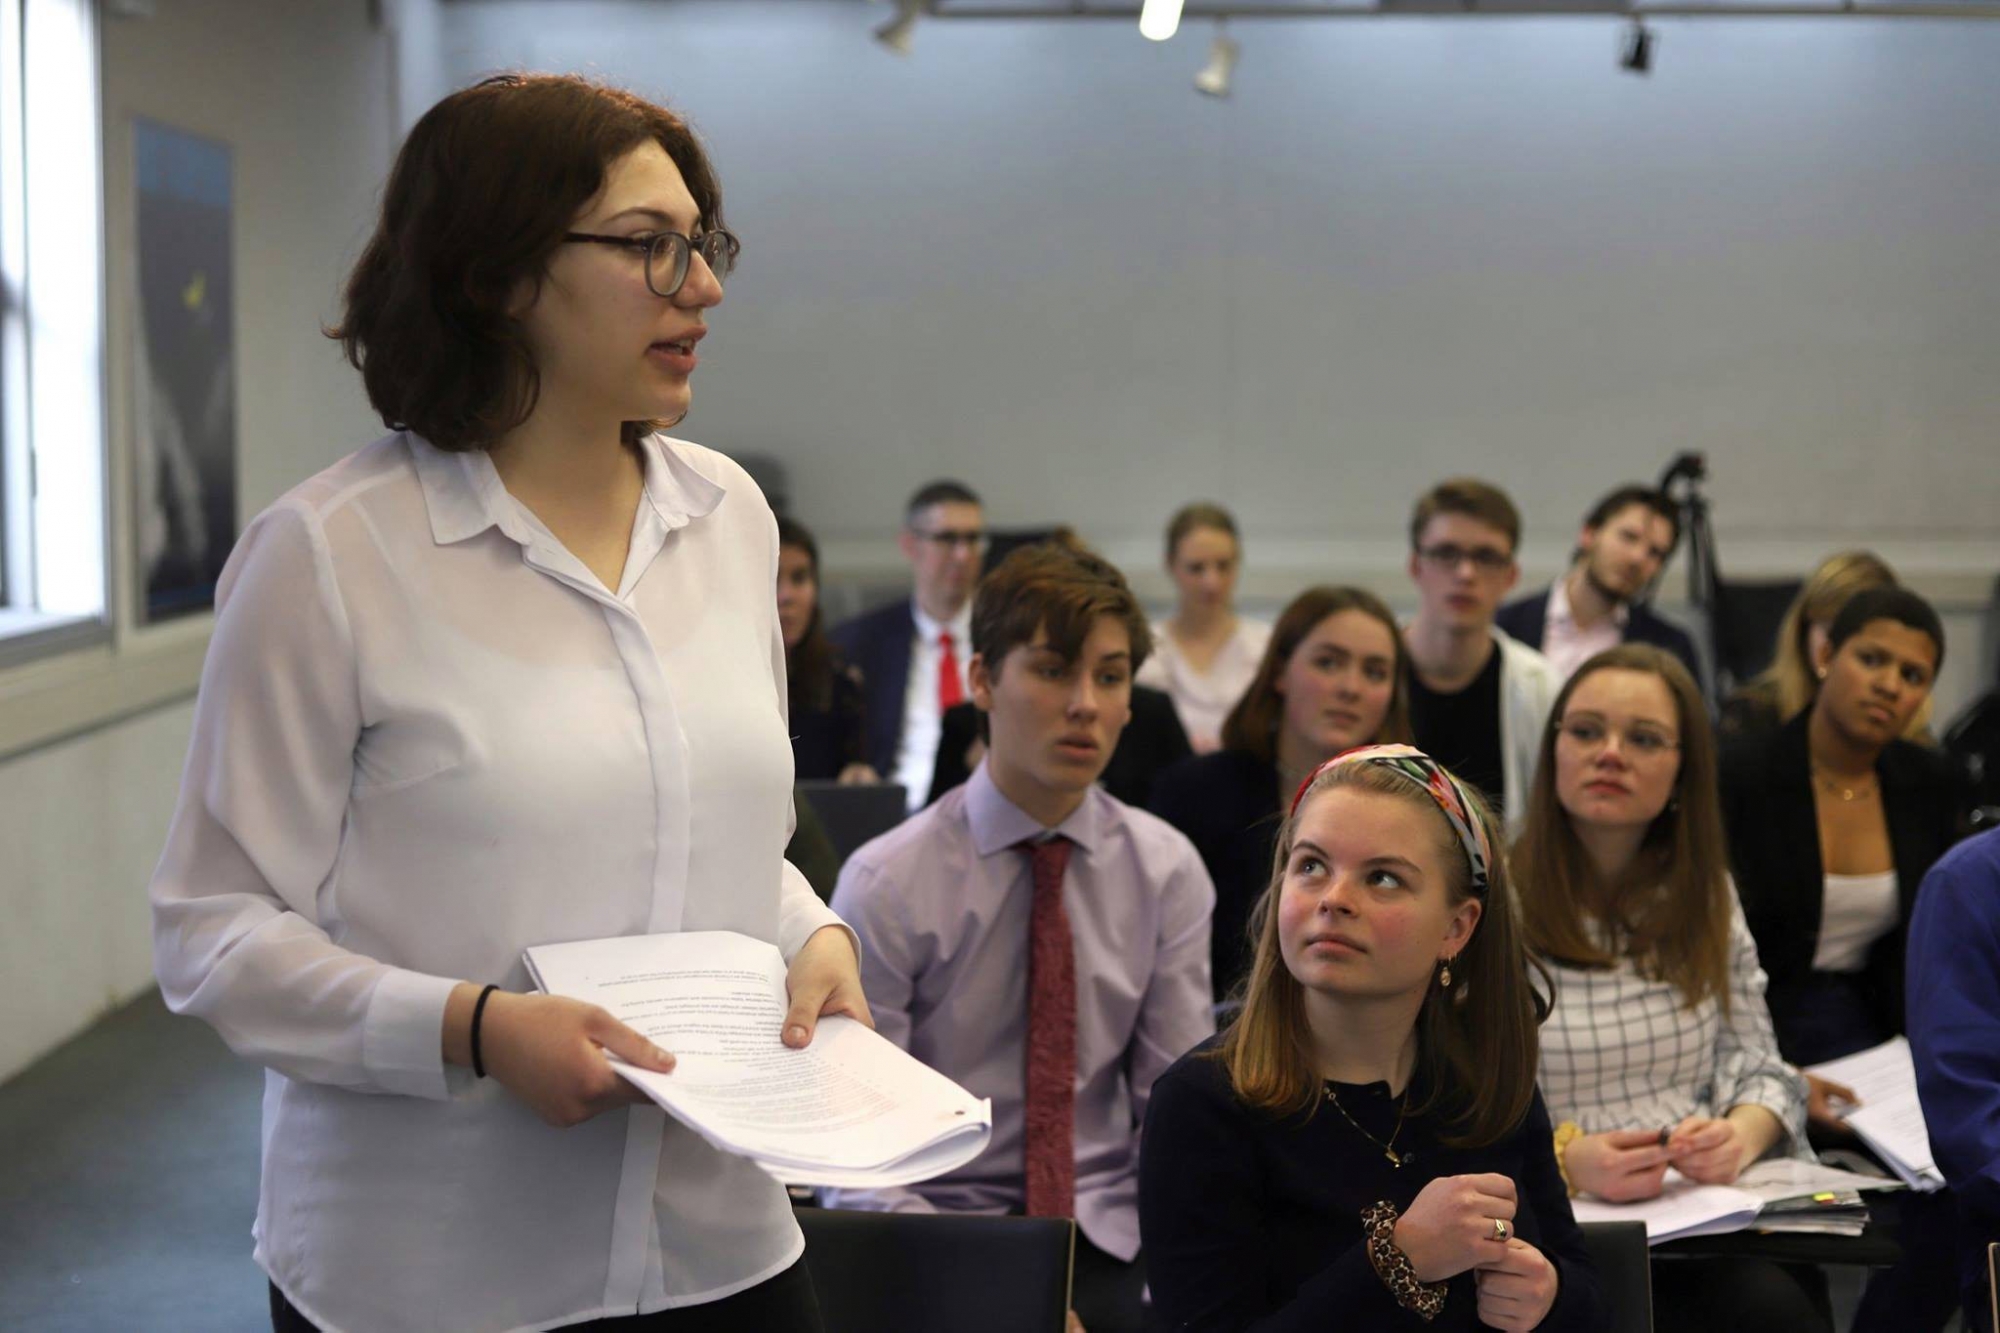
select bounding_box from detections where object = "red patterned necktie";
[938,631,965,711]
[1020,835,1077,1219]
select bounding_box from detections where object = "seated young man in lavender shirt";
[827,540,1217,1333]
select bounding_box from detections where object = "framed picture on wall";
[132,116,236,626]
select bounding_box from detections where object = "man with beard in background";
[1498,483,1701,684]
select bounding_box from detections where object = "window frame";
[0,0,110,667]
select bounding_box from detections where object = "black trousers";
[270,1257,825,1333]
[1071,1232,1151,1333]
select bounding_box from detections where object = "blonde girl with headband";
[1138,746,1603,1331]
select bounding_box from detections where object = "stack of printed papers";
[1807,1038,1946,1193]
[524,930,992,1188]
[1570,1160,1900,1244]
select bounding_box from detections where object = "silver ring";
[1492,1217,1510,1242]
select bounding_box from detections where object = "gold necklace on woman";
[1323,1083,1407,1168]
[1812,764,1878,803]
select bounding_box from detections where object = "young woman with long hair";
[1140,745,1602,1330]
[1516,644,1823,1330]
[1150,585,1411,1000]
[776,515,875,784]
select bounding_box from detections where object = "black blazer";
[828,599,917,779]
[925,684,1193,811]
[1719,711,1968,1046]
[789,657,869,782]
[1496,587,1702,683]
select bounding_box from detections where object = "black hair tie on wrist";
[470,984,500,1079]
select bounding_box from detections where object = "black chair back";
[1580,1220,1654,1333]
[798,1207,1074,1333]
[1709,577,1803,691]
[796,780,909,863]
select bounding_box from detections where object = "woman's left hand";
[782,925,873,1048]
[1666,1116,1748,1184]
[1473,1239,1559,1331]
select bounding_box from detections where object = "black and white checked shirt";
[1537,890,1807,1150]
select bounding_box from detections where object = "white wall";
[0,0,393,1082]
[440,3,2000,591]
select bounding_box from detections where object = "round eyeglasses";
[561,229,741,298]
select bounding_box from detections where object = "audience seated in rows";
[1140,744,1603,1331]
[1720,585,1969,1332]
[1402,479,1562,826]
[1496,484,1701,684]
[1907,825,2000,1332]
[1515,644,1826,1330]
[777,515,875,785]
[825,541,1216,1333]
[831,480,986,812]
[1135,503,1271,755]
[1149,585,1410,1002]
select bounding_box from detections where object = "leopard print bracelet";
[1361,1200,1448,1320]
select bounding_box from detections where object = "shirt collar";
[965,758,1104,859]
[411,431,725,548]
[1548,573,1629,630]
[911,598,973,646]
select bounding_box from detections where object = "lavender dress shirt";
[825,761,1216,1259]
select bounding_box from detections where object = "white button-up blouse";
[149,431,850,1333]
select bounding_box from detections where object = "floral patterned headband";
[1287,743,1492,898]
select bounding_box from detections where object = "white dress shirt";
[1135,617,1271,752]
[1541,575,1628,684]
[149,431,849,1333]
[890,600,972,812]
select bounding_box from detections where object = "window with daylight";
[0,0,106,661]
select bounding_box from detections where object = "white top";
[1135,616,1271,752]
[148,432,849,1333]
[1541,575,1628,684]
[1814,871,1900,973]
[891,599,971,813]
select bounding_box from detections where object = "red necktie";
[937,631,965,711]
[1020,836,1076,1219]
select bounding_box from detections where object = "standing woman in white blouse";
[149,74,866,1333]
[1136,503,1271,753]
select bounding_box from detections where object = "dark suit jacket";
[925,684,1193,812]
[1496,587,1702,683]
[828,599,917,779]
[1719,711,1968,1050]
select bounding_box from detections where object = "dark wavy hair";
[328,73,725,452]
[778,516,838,715]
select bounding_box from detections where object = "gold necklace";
[1323,1083,1407,1168]
[1811,765,1878,803]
